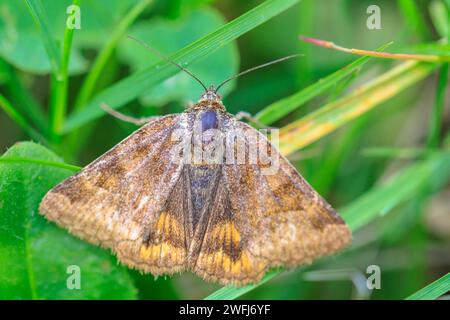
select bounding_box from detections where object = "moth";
[39,45,351,287]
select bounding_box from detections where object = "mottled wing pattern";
[190,168,264,285]
[192,117,351,286]
[39,114,190,275]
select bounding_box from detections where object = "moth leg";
[100,103,160,126]
[235,111,276,129]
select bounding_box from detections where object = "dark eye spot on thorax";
[201,110,218,132]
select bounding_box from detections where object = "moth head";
[199,85,222,103]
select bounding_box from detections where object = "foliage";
[0,0,449,300]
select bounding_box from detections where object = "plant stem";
[300,35,450,62]
[48,0,79,140]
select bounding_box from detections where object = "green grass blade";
[342,152,450,231]
[406,43,450,56]
[361,147,433,159]
[278,61,436,155]
[0,60,48,132]
[426,62,449,148]
[205,270,279,300]
[73,0,152,111]
[406,273,450,300]
[398,0,431,40]
[205,151,450,299]
[24,0,61,76]
[0,94,46,144]
[62,0,301,133]
[429,0,450,39]
[255,43,391,125]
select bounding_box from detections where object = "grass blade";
[397,0,431,40]
[426,62,449,148]
[0,94,46,143]
[49,0,79,137]
[205,270,279,300]
[406,273,450,300]
[0,60,47,132]
[24,0,61,76]
[278,61,436,155]
[73,0,152,111]
[255,43,391,124]
[342,152,450,231]
[62,0,301,133]
[205,151,450,299]
[361,147,433,159]
[429,0,450,39]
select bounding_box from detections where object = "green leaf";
[118,7,239,106]
[406,273,450,300]
[0,0,142,74]
[0,142,137,299]
[0,156,81,171]
[62,0,301,133]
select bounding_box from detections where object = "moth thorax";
[201,110,218,132]
[191,110,224,165]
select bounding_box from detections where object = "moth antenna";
[215,54,303,93]
[127,35,208,92]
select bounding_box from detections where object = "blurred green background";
[0,0,449,300]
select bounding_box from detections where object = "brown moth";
[39,51,351,287]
